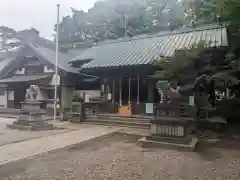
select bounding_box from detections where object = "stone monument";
[139,81,198,151]
[7,85,54,131]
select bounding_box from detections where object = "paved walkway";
[0,117,70,146]
[0,128,70,146]
[0,126,121,166]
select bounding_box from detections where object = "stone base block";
[18,114,44,122]
[8,119,54,131]
[7,123,54,131]
[69,118,81,123]
[13,120,48,126]
[139,136,199,151]
[146,135,193,144]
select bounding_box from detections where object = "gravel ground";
[0,133,240,180]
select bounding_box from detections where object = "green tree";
[0,26,43,53]
[0,26,19,52]
[153,41,207,85]
[54,0,186,44]
[184,0,240,27]
[182,0,240,88]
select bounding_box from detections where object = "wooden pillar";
[119,77,122,106]
[112,79,115,103]
[128,76,131,105]
[148,80,154,103]
[137,73,140,104]
[100,78,103,97]
[103,78,108,101]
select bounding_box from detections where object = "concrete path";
[0,117,15,134]
[0,117,70,146]
[0,126,121,166]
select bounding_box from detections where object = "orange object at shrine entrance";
[119,105,132,116]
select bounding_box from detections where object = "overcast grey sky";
[0,0,98,39]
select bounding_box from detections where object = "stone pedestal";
[7,101,54,131]
[139,117,198,151]
[68,101,86,123]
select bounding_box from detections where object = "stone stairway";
[83,114,151,129]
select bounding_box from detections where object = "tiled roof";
[29,44,79,73]
[0,52,7,60]
[0,44,80,76]
[73,25,228,69]
[0,58,13,74]
[0,75,51,83]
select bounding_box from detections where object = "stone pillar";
[61,86,73,110]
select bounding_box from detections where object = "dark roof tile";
[73,25,228,69]
[29,44,79,73]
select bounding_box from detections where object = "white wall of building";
[76,90,101,98]
[8,91,14,100]
[0,88,7,107]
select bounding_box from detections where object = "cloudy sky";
[0,0,98,39]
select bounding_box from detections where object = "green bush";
[180,104,197,118]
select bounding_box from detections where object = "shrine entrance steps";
[83,114,151,129]
[139,136,199,151]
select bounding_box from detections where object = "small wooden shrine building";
[70,25,228,115]
[0,42,92,115]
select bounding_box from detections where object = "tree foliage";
[54,0,186,44]
[54,0,240,46]
[0,27,40,52]
[183,0,240,25]
[153,0,240,88]
[153,41,208,85]
[153,38,240,90]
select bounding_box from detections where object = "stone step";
[86,117,150,124]
[139,137,199,151]
[96,114,152,120]
[146,135,193,145]
[83,121,150,129]
[69,118,82,123]
[13,120,48,126]
[7,123,54,131]
[83,118,150,129]
[86,116,150,123]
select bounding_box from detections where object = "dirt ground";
[0,133,240,180]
